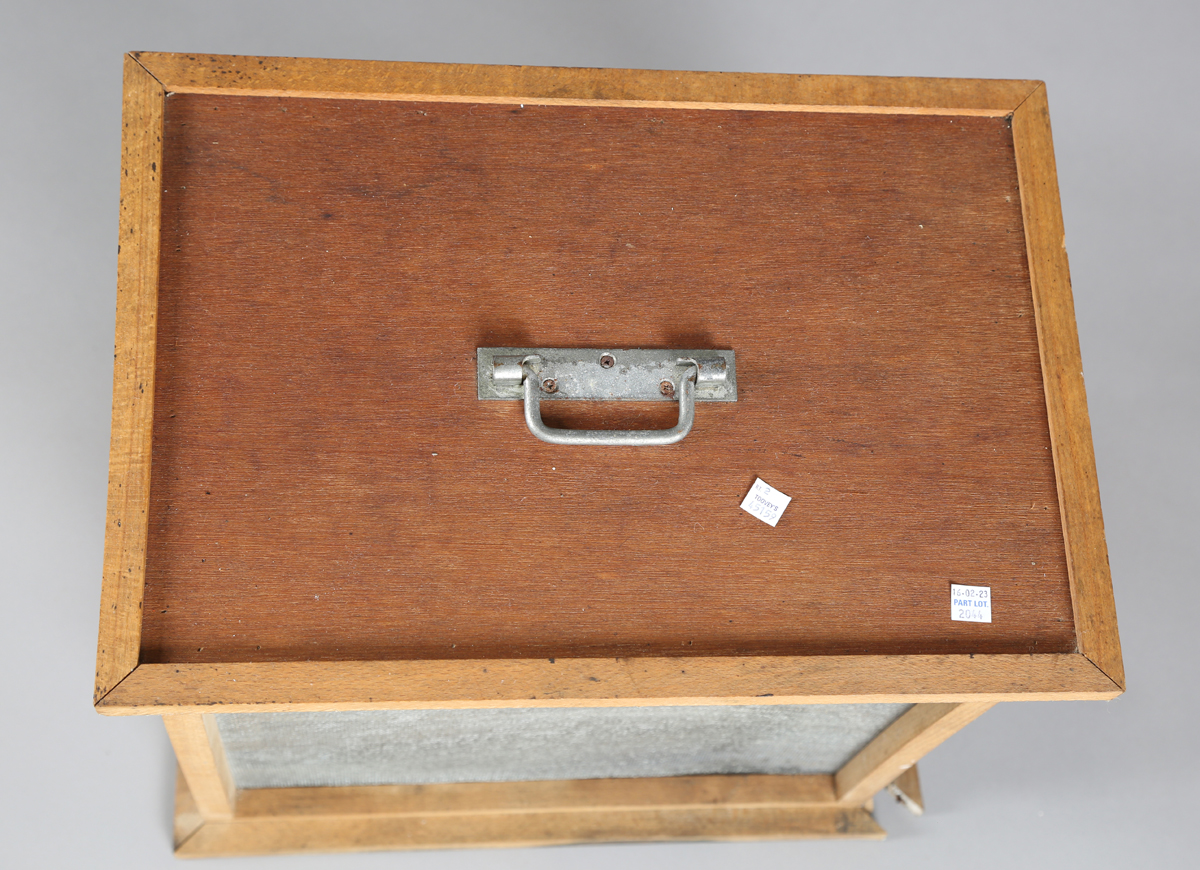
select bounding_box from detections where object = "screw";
[599,353,616,369]
[541,377,558,393]
[660,379,675,397]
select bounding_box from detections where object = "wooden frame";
[96,52,1122,854]
[97,51,1121,712]
[166,705,992,856]
[173,768,885,856]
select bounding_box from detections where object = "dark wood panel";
[141,93,1073,663]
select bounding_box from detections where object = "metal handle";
[522,361,697,446]
[477,347,736,447]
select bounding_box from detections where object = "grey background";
[1,0,1195,867]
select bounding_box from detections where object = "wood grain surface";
[174,764,206,848]
[94,56,164,702]
[835,702,993,804]
[886,764,925,815]
[133,51,1037,116]
[136,91,1075,665]
[1012,85,1124,689]
[95,654,1120,716]
[177,803,882,857]
[174,772,881,855]
[163,714,235,819]
[233,773,839,818]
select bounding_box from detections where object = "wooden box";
[96,52,1122,858]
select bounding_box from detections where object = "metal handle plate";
[477,348,737,446]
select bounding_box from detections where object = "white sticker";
[740,478,792,527]
[951,584,992,623]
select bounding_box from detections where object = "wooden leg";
[163,713,236,820]
[173,764,205,849]
[886,764,924,815]
[835,702,993,806]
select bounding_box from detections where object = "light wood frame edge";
[177,798,884,857]
[131,50,1037,115]
[94,55,164,703]
[96,52,1121,712]
[230,772,841,817]
[163,714,236,818]
[97,653,1119,715]
[835,702,993,804]
[1011,86,1124,690]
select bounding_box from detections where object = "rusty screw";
[541,377,558,393]
[660,379,675,397]
[599,353,616,369]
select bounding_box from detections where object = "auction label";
[951,584,992,623]
[740,478,792,527]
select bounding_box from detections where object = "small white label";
[951,584,992,623]
[740,478,792,527]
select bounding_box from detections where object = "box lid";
[95,54,1122,713]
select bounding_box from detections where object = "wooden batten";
[164,714,236,819]
[835,703,993,806]
[177,805,884,857]
[94,56,164,704]
[173,764,206,848]
[1011,85,1124,690]
[886,765,925,815]
[131,51,1037,115]
[96,653,1120,715]
[234,773,839,818]
[174,772,882,857]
